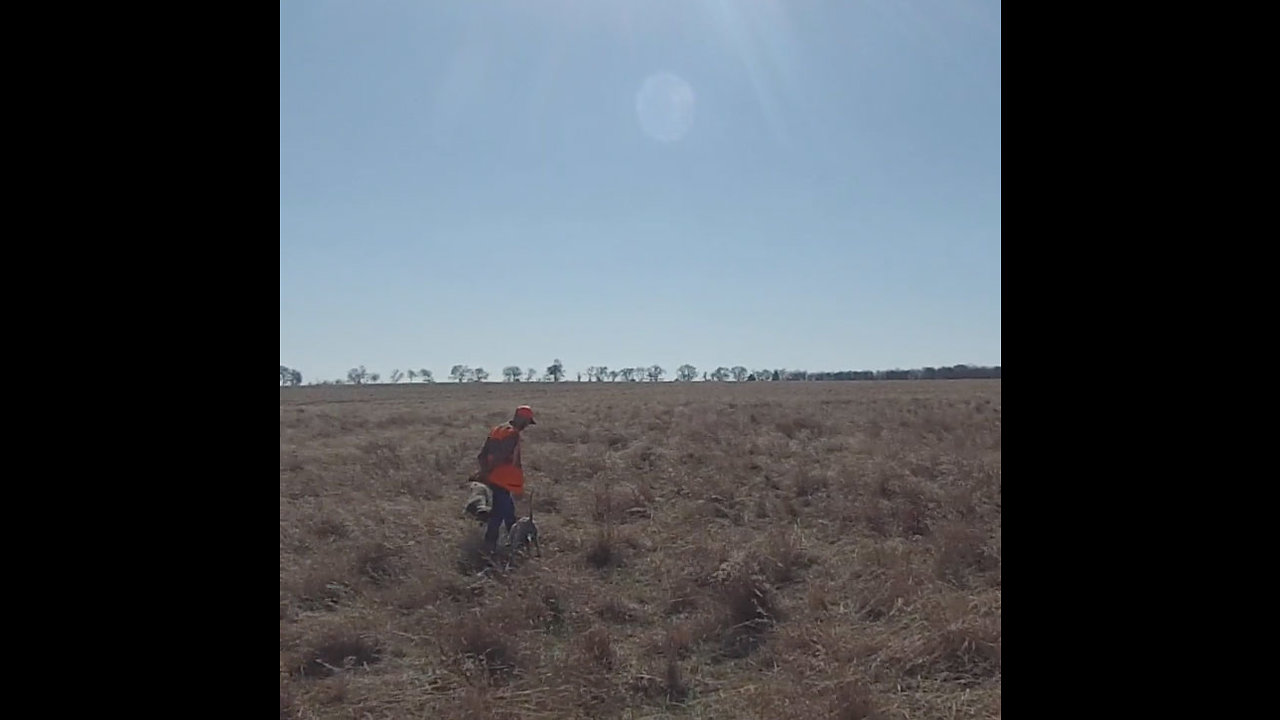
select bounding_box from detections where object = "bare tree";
[731,366,749,382]
[407,369,418,382]
[347,366,369,385]
[711,367,730,382]
[419,369,434,383]
[473,368,489,382]
[450,365,471,383]
[525,368,537,382]
[609,370,619,382]
[676,364,698,382]
[647,365,666,382]
[390,369,405,383]
[369,372,381,383]
[503,366,522,382]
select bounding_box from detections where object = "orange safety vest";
[478,422,524,494]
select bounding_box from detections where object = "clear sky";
[281,0,1000,383]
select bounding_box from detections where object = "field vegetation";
[280,380,1001,719]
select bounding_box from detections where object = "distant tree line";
[281,360,999,386]
[279,365,303,386]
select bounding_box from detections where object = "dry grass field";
[280,380,1001,719]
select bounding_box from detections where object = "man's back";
[480,422,524,493]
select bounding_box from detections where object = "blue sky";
[281,0,1000,383]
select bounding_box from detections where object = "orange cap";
[514,405,536,424]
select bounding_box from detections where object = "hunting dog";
[463,479,492,523]
[505,491,541,569]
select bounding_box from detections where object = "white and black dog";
[505,491,541,568]
[463,479,492,523]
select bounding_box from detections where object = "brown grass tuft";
[311,514,349,541]
[532,583,569,633]
[856,570,916,622]
[806,584,832,613]
[664,590,699,617]
[832,679,881,720]
[861,499,894,536]
[530,486,562,514]
[357,438,404,482]
[456,686,525,720]
[716,576,782,658]
[664,624,694,659]
[930,622,1002,678]
[596,595,645,624]
[753,496,770,518]
[933,523,999,587]
[449,614,518,680]
[665,659,690,702]
[353,541,407,586]
[313,675,349,705]
[775,415,826,439]
[293,571,353,612]
[577,626,618,670]
[585,527,621,570]
[630,659,690,704]
[793,468,829,498]
[591,485,633,523]
[759,530,814,585]
[898,501,932,537]
[896,614,1002,683]
[297,631,381,678]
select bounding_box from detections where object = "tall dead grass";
[281,380,1000,718]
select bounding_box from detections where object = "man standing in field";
[476,405,536,556]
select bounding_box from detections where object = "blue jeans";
[485,487,516,546]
